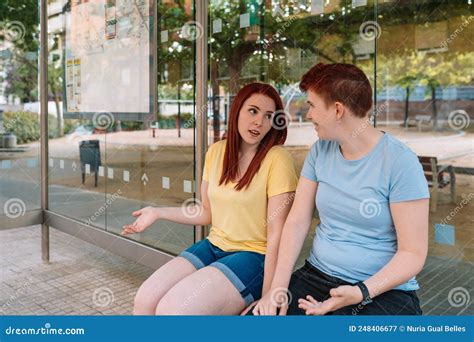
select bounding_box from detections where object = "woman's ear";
[334,102,345,122]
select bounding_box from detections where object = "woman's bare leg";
[155,266,246,315]
[133,257,196,315]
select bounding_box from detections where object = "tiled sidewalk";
[0,225,472,316]
[0,225,153,315]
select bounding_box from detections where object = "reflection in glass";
[0,2,41,219]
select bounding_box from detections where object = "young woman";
[252,63,430,316]
[122,83,298,315]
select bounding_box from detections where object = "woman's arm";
[299,198,429,315]
[252,177,318,315]
[261,191,296,296]
[364,198,429,296]
[121,181,212,235]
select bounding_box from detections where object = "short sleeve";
[267,148,298,198]
[202,145,214,182]
[389,151,430,203]
[301,143,318,182]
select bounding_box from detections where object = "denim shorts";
[178,238,265,306]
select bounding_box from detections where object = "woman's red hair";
[219,83,288,190]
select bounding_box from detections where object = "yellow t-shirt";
[203,140,298,254]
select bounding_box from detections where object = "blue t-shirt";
[301,133,429,291]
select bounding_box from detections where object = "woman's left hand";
[298,285,363,315]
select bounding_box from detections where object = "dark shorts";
[286,260,422,315]
[179,238,265,306]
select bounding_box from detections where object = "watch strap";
[355,281,372,305]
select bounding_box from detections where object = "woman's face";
[306,89,339,140]
[237,93,276,148]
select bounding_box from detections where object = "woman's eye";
[265,114,273,120]
[249,108,257,114]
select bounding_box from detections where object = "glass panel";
[209,0,376,265]
[47,0,107,227]
[47,0,195,255]
[0,2,41,219]
[104,0,196,254]
[377,0,473,315]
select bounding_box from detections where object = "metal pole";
[373,0,377,128]
[40,0,50,263]
[195,0,208,242]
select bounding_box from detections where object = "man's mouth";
[249,129,261,138]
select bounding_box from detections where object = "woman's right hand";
[252,288,289,316]
[121,206,159,235]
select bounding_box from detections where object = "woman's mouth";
[249,129,261,138]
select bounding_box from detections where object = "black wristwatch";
[355,281,373,305]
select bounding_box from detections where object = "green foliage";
[374,51,474,93]
[2,111,60,144]
[120,121,144,131]
[64,119,81,135]
[3,111,39,144]
[0,0,39,52]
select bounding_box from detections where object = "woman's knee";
[133,284,156,315]
[154,291,184,315]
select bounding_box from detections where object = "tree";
[0,0,40,103]
[374,51,473,130]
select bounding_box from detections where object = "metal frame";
[62,0,157,122]
[0,210,43,230]
[45,211,173,269]
[195,0,208,242]
[0,0,208,265]
[0,0,202,269]
[40,0,49,263]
